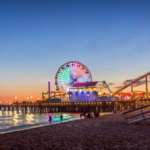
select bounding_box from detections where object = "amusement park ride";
[41,61,150,102]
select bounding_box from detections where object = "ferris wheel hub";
[71,78,77,84]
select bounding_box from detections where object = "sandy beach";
[0,112,150,150]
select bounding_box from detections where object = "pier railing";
[0,101,136,113]
[1,100,150,113]
[122,104,150,124]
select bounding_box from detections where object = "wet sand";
[0,112,150,150]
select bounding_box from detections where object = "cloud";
[134,80,150,87]
[108,83,114,86]
[102,83,115,89]
[115,86,124,89]
[115,78,150,89]
[115,79,133,89]
[123,79,134,85]
[123,79,150,87]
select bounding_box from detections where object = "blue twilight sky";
[0,0,150,101]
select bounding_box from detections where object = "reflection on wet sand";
[0,110,81,133]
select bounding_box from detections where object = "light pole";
[30,95,32,102]
[14,96,17,104]
[26,97,29,103]
[37,97,39,103]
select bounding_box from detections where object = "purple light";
[48,81,51,99]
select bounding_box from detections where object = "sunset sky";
[0,0,150,102]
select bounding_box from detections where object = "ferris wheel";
[55,61,92,92]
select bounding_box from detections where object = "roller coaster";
[113,71,150,100]
[41,61,150,101]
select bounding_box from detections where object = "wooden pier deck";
[0,100,138,113]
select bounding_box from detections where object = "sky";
[0,0,150,102]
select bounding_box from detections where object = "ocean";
[0,110,81,134]
[0,110,112,134]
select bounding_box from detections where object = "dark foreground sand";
[0,113,150,150]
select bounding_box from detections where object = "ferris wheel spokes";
[55,61,92,92]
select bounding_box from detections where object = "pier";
[0,100,146,114]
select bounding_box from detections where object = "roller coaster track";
[113,71,150,96]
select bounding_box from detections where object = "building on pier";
[68,81,114,102]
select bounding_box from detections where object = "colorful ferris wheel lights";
[55,61,92,92]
